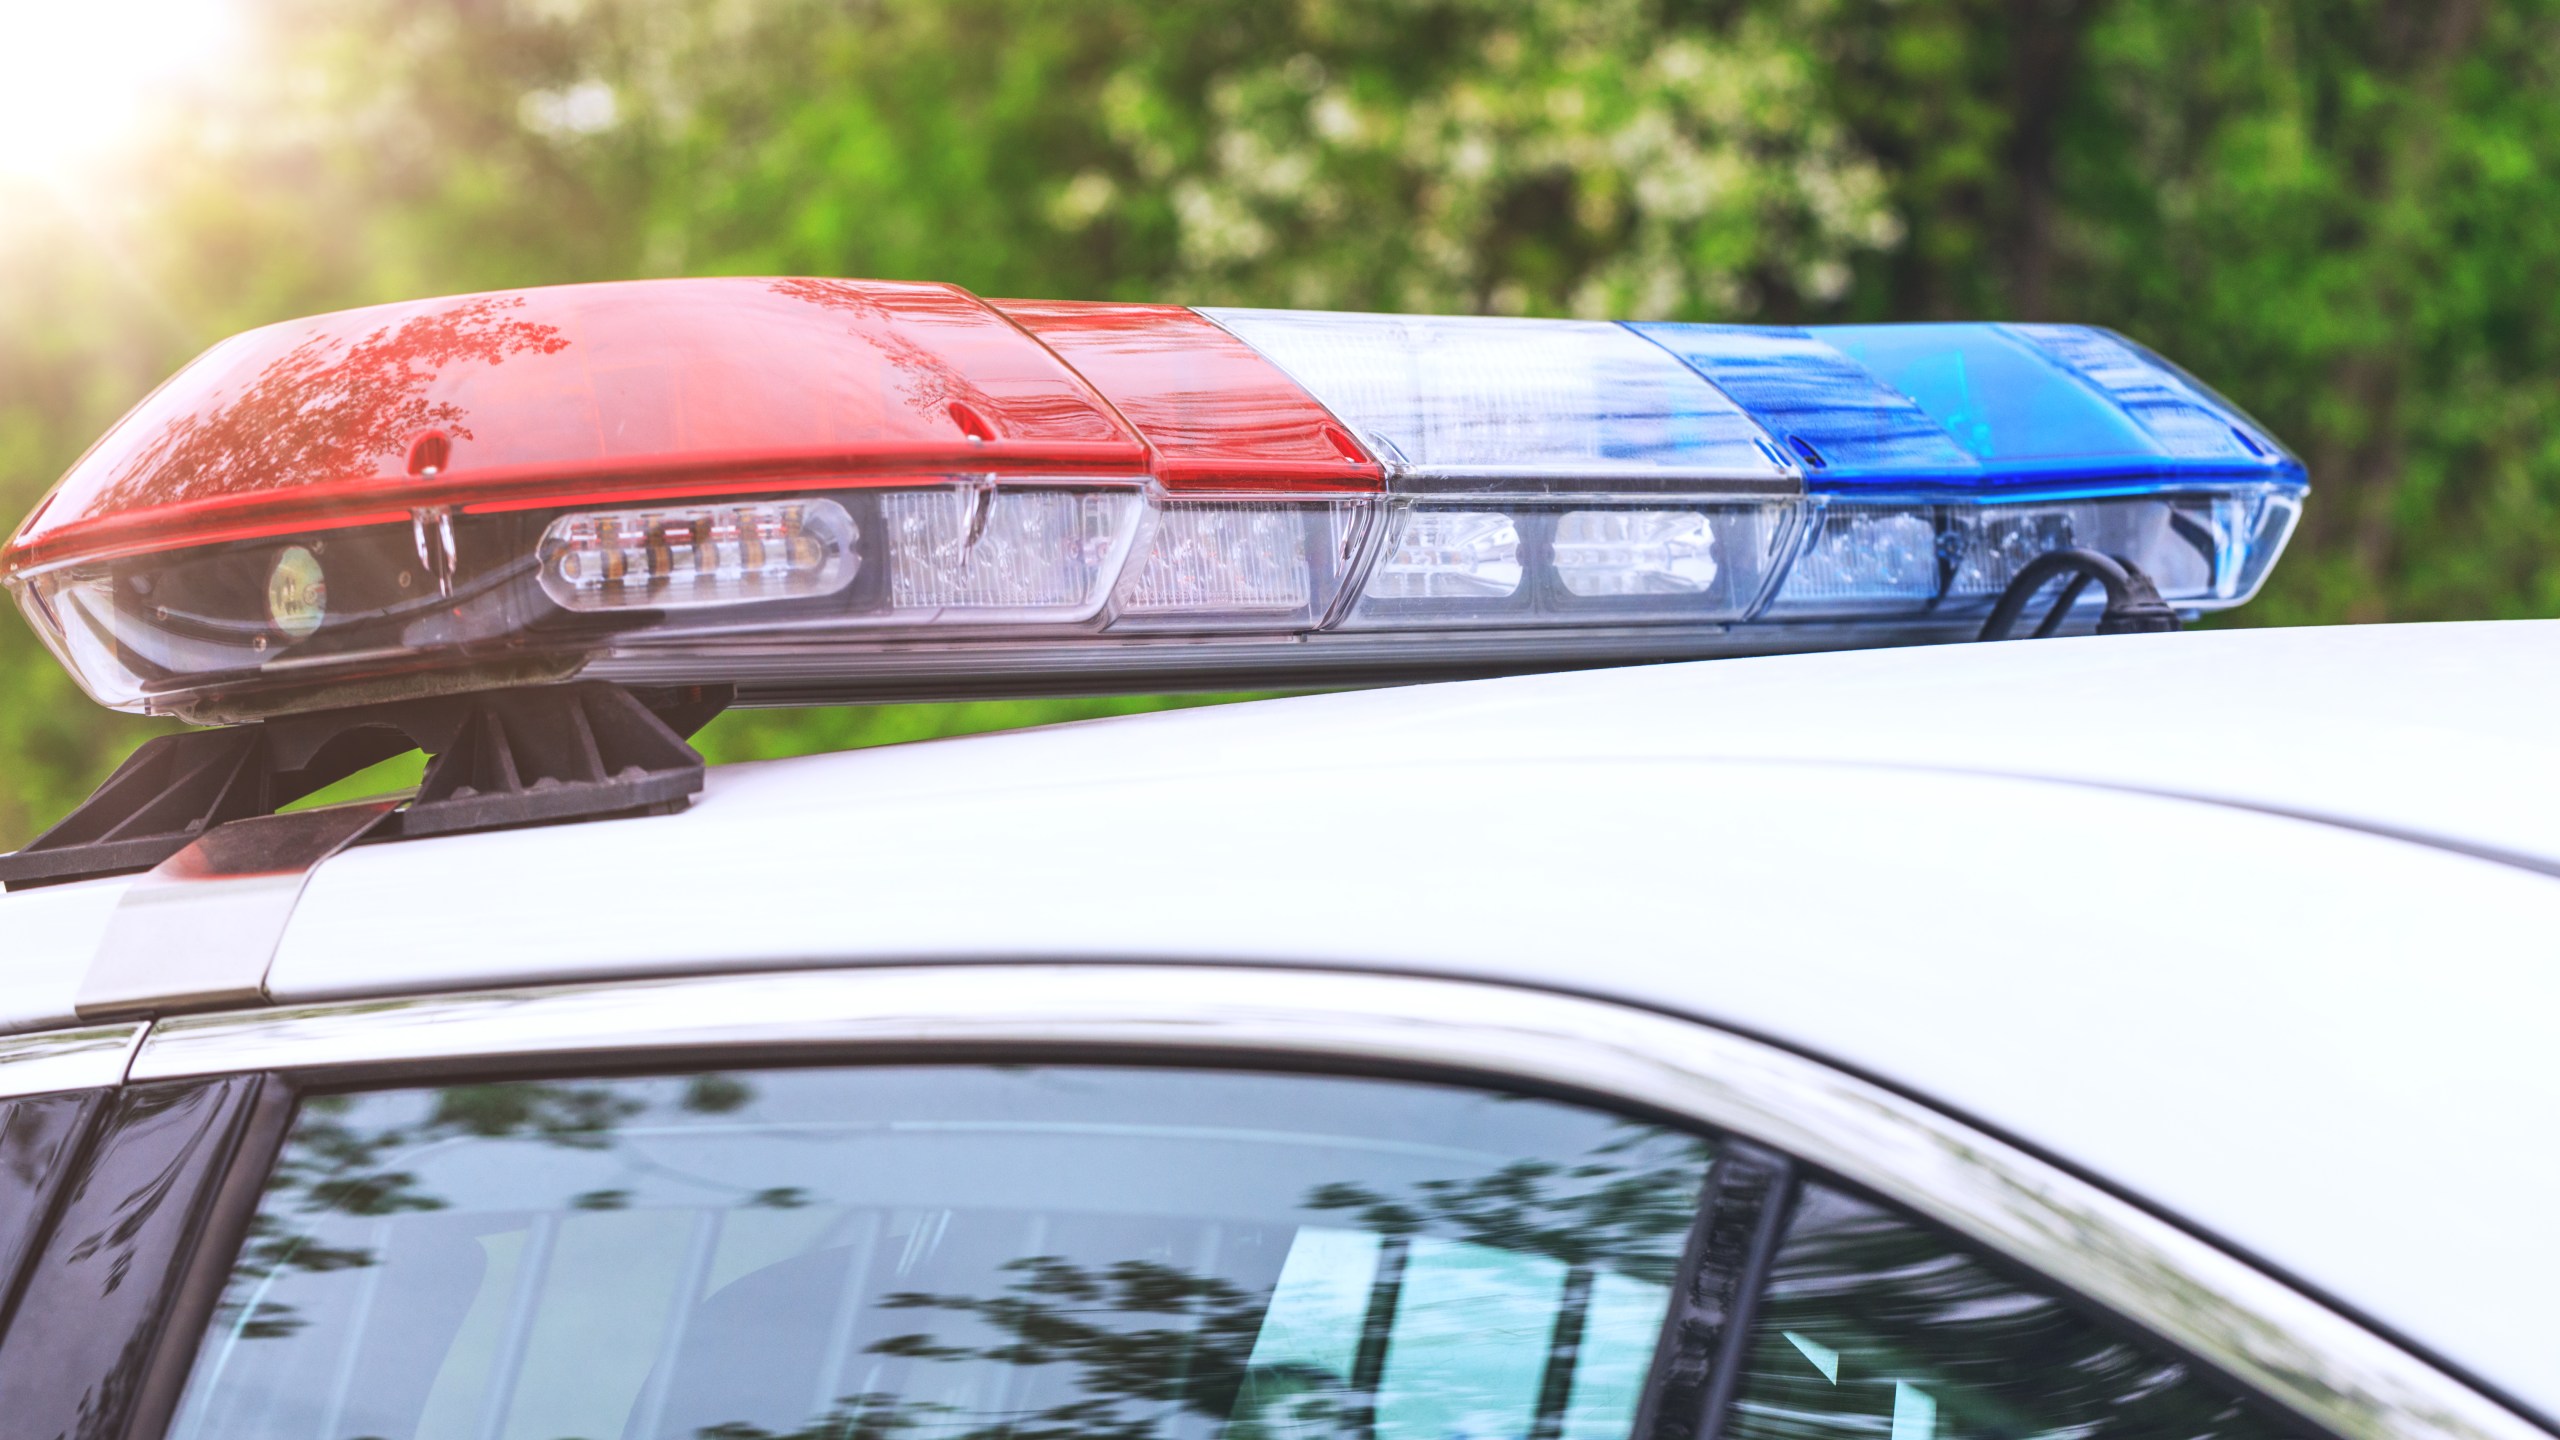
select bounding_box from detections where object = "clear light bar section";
[1765,485,2303,617]
[884,488,1139,620]
[1554,511,1720,596]
[1343,501,1792,627]
[1202,309,1798,489]
[1111,503,1360,627]
[1363,510,1524,600]
[1944,506,2078,598]
[538,499,858,610]
[23,569,144,708]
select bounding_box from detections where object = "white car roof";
[4,618,2557,1417]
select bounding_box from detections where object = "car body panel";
[0,875,125,1033]
[252,741,2560,1420]
[1,620,2554,1416]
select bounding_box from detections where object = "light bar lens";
[12,480,2300,715]
[1344,501,1791,628]
[1767,487,2303,618]
[1777,510,1938,607]
[1115,504,1325,617]
[27,569,143,708]
[1554,511,1721,597]
[539,500,858,611]
[265,545,329,638]
[1204,310,1794,487]
[1365,510,1523,600]
[885,489,1138,619]
[2005,324,2275,461]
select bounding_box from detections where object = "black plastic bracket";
[0,682,728,890]
[1978,547,2182,642]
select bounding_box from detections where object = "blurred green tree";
[3,0,2555,848]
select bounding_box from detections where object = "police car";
[0,282,2548,1440]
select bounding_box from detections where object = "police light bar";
[2,279,2304,720]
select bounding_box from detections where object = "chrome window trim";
[129,963,2543,1440]
[0,1021,144,1098]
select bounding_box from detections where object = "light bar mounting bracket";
[0,682,729,890]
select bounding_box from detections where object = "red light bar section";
[8,278,1147,571]
[1000,301,1385,493]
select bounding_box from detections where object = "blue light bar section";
[1629,321,2305,497]
[1617,326,1979,477]
[2003,324,2280,462]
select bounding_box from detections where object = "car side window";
[1724,1180,2307,1440]
[0,1091,98,1303]
[164,1066,1715,1440]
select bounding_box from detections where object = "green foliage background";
[2,0,2552,847]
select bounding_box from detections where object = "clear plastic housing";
[1108,502,1367,628]
[24,568,146,708]
[10,479,2303,718]
[1343,500,1794,628]
[1364,511,1523,601]
[1553,511,1722,597]
[883,488,1139,622]
[1766,485,2304,618]
[1203,310,1796,487]
[1775,510,1938,610]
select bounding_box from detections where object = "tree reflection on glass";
[86,295,570,512]
[815,1122,1711,1440]
[1302,1125,1712,1284]
[766,279,1011,431]
[850,1256,1275,1440]
[218,1077,716,1341]
[168,1068,1712,1440]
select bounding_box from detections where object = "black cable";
[1979,547,2181,641]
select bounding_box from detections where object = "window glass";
[0,1091,98,1303]
[167,1066,1713,1440]
[1726,1181,2308,1440]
